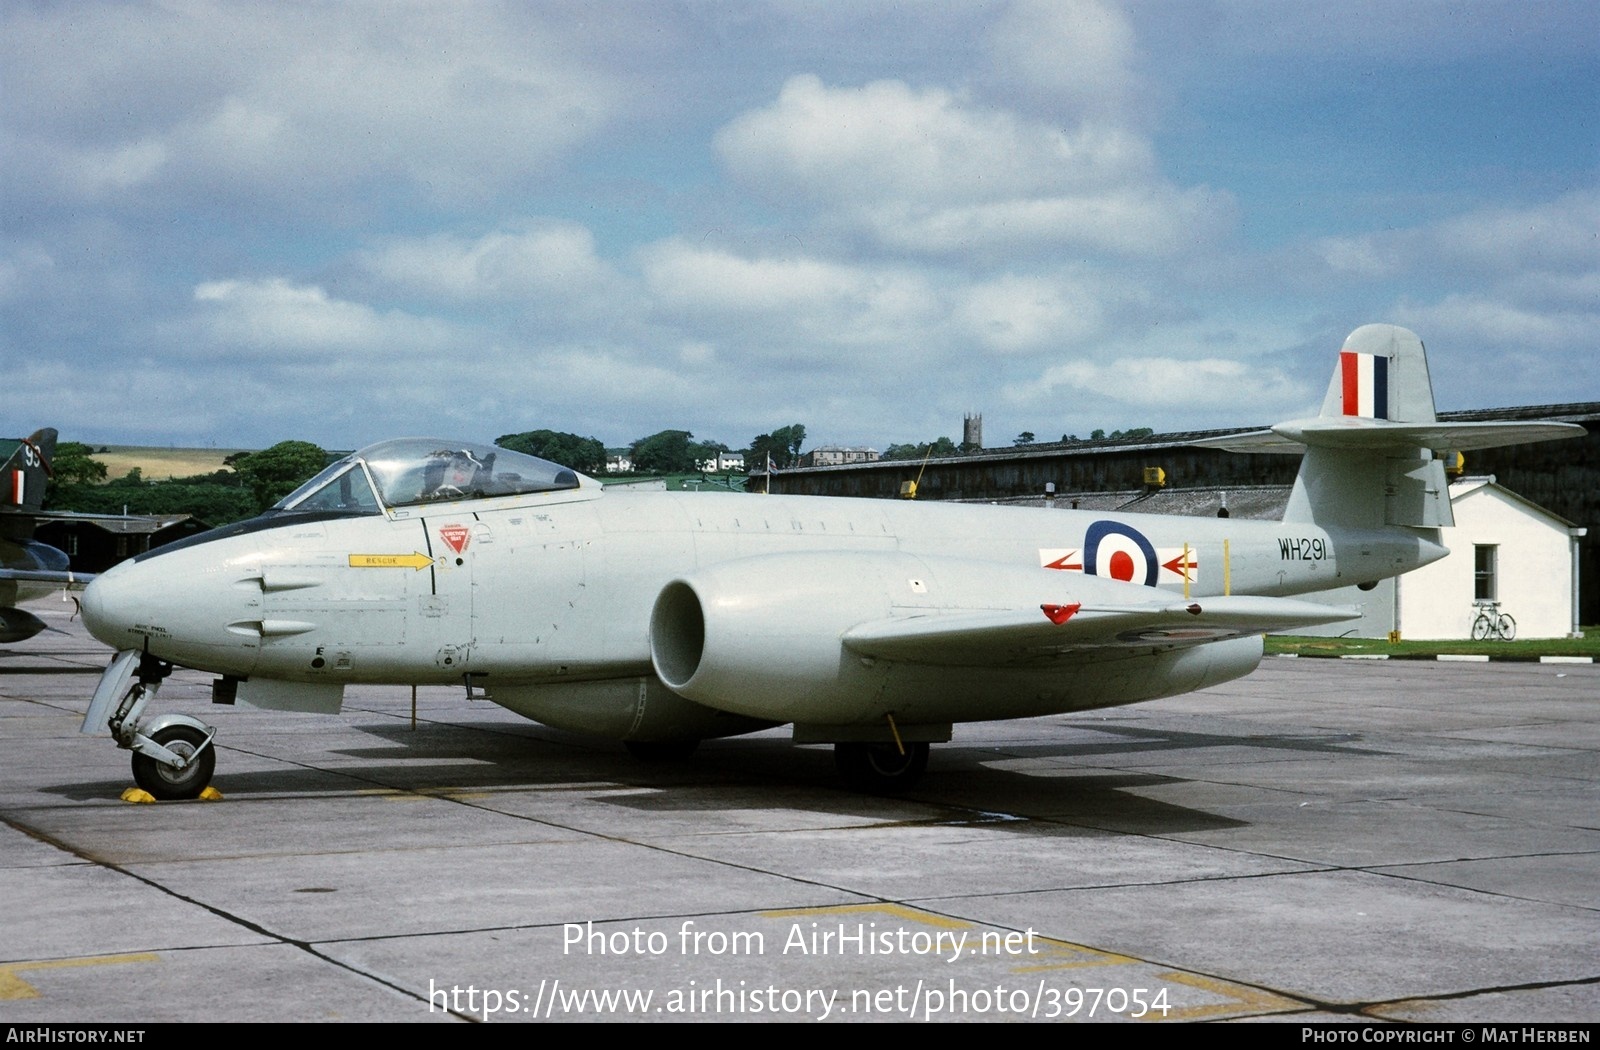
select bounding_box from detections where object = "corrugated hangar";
[759,402,1598,634]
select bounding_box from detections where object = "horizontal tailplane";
[1195,325,1585,528]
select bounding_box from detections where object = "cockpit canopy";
[275,438,582,515]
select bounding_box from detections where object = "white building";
[697,451,746,473]
[1304,477,1585,640]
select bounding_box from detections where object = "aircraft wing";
[842,594,1356,666]
[0,567,95,588]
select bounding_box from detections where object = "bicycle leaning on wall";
[1470,600,1516,641]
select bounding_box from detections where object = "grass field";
[1267,632,1598,660]
[90,446,253,481]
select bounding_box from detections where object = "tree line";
[46,420,1153,526]
[495,423,807,475]
[42,425,813,525]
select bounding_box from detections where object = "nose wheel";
[131,724,217,801]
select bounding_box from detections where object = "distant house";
[801,446,880,468]
[697,451,745,473]
[605,449,633,473]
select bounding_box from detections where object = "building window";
[1474,545,1497,602]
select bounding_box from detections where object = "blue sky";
[3,1,1595,456]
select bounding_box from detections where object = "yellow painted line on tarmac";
[0,953,160,1000]
[763,902,969,928]
[1010,936,1140,970]
[758,904,1303,1021]
[1150,971,1303,1021]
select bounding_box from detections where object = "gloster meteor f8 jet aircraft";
[79,326,1581,798]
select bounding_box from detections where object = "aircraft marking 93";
[78,325,1583,797]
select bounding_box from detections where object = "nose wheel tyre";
[131,725,215,800]
[834,741,928,794]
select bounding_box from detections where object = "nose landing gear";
[84,650,219,801]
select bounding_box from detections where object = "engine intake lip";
[649,579,706,690]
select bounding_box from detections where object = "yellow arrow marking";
[348,552,433,570]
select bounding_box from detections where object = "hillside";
[90,445,256,481]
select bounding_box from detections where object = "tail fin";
[1321,323,1436,424]
[1196,325,1583,529]
[2,428,57,514]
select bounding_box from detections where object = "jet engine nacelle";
[0,606,48,644]
[650,551,917,724]
[649,550,1202,726]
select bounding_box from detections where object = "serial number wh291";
[1278,536,1328,561]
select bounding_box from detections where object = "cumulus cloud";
[0,353,272,441]
[954,275,1105,354]
[1317,190,1600,280]
[985,0,1144,120]
[3,3,622,208]
[1392,294,1597,351]
[5,3,1586,450]
[714,74,1229,258]
[192,278,453,356]
[1311,189,1599,392]
[638,239,941,355]
[870,184,1235,257]
[1012,355,1308,413]
[357,223,619,306]
[717,75,1149,202]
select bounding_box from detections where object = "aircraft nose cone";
[80,562,138,649]
[80,542,265,679]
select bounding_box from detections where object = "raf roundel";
[1082,520,1159,588]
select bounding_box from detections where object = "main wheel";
[834,741,929,794]
[1471,614,1492,641]
[131,725,215,800]
[1496,613,1516,641]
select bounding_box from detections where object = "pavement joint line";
[215,742,930,911]
[1362,973,1600,1012]
[2,811,456,1019]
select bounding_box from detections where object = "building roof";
[33,511,192,535]
[1449,477,1580,530]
